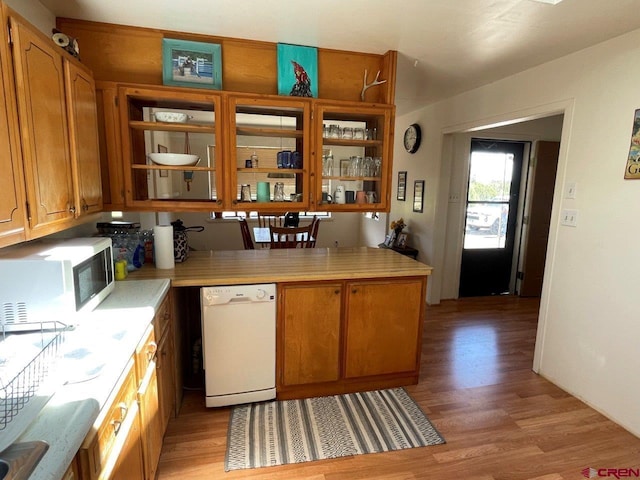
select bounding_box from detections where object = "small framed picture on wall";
[397,171,407,201]
[413,180,425,213]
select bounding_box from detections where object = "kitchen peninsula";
[131,247,432,399]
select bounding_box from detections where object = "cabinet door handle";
[111,418,122,435]
[334,289,340,295]
[118,402,128,419]
[147,341,158,361]
[351,288,358,294]
[69,205,76,214]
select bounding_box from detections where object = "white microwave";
[0,237,115,330]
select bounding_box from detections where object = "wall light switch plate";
[565,181,577,199]
[561,209,578,227]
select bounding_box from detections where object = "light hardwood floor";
[157,296,640,479]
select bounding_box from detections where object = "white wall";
[393,28,640,436]
[5,0,54,34]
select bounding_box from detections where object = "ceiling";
[39,0,640,112]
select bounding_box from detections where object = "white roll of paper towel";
[153,225,175,269]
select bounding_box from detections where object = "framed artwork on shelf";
[396,233,408,248]
[413,180,425,213]
[340,159,350,177]
[397,171,407,201]
[277,43,318,98]
[157,144,168,177]
[162,38,222,90]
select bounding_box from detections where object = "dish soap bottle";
[250,151,259,168]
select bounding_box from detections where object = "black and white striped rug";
[225,388,445,471]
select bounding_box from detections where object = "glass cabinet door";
[227,95,311,212]
[314,102,393,211]
[119,86,224,210]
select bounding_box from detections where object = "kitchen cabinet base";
[276,372,419,401]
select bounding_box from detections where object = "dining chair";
[238,218,254,250]
[269,224,315,249]
[257,212,285,229]
[307,216,321,247]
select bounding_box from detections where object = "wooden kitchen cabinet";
[96,82,125,210]
[8,13,75,236]
[314,101,394,211]
[153,291,176,432]
[277,277,427,399]
[119,84,224,211]
[112,84,396,213]
[135,325,163,480]
[157,324,175,432]
[227,94,311,211]
[344,279,424,378]
[65,60,103,216]
[0,8,26,248]
[77,358,143,480]
[3,5,102,241]
[278,283,342,387]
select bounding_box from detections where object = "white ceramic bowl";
[153,111,192,123]
[148,153,200,166]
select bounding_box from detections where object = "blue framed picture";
[162,38,222,90]
[277,43,318,98]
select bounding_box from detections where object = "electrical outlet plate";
[561,209,578,227]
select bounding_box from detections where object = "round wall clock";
[403,123,422,154]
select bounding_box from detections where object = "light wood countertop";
[129,247,432,287]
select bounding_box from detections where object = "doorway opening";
[459,139,526,297]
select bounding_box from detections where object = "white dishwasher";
[200,284,276,407]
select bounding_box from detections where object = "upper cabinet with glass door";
[314,102,394,211]
[227,95,311,212]
[119,85,224,210]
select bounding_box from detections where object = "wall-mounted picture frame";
[413,180,425,213]
[277,43,318,98]
[162,38,222,90]
[625,108,640,179]
[397,171,407,201]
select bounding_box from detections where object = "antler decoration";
[361,69,387,101]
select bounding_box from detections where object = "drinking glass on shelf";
[363,157,373,177]
[349,156,363,177]
[240,184,252,202]
[342,127,354,139]
[329,124,341,138]
[353,128,365,140]
[373,157,382,177]
[322,154,334,177]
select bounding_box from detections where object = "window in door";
[464,149,514,249]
